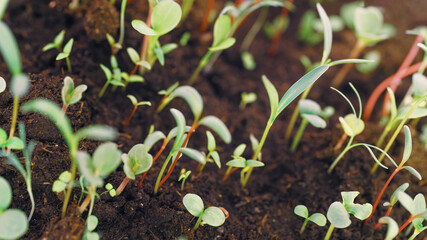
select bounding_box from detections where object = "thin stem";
[65,57,72,73]
[138,5,153,74]
[138,139,167,188]
[8,96,19,141]
[221,166,235,182]
[78,194,91,213]
[399,215,414,233]
[188,51,212,85]
[27,184,35,221]
[364,168,401,225]
[374,205,393,230]
[116,176,131,195]
[290,118,308,152]
[117,0,127,48]
[268,1,293,56]
[88,188,95,219]
[300,219,309,234]
[193,215,203,230]
[240,7,268,52]
[61,104,68,114]
[198,0,215,33]
[334,133,348,150]
[331,39,366,87]
[375,123,392,148]
[123,106,138,128]
[98,82,110,98]
[61,147,77,218]
[324,224,335,240]
[328,135,355,173]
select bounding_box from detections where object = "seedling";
[183,193,226,230]
[52,171,73,193]
[179,32,191,46]
[324,191,372,240]
[156,81,179,112]
[106,0,127,54]
[83,215,100,240]
[77,142,122,217]
[365,126,423,225]
[290,99,331,152]
[178,168,191,190]
[42,30,74,72]
[332,5,395,87]
[126,47,151,76]
[153,86,231,194]
[132,0,182,69]
[123,95,151,128]
[98,55,125,98]
[396,192,427,239]
[375,183,409,229]
[356,50,381,74]
[378,217,399,240]
[240,92,257,109]
[104,183,116,197]
[294,205,326,234]
[61,76,87,113]
[22,99,117,217]
[196,131,221,173]
[0,126,24,150]
[226,155,265,184]
[116,144,153,195]
[0,176,28,240]
[188,15,236,84]
[0,123,35,221]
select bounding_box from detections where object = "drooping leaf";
[403,166,422,181]
[131,20,157,36]
[169,86,203,120]
[76,125,117,142]
[249,134,259,152]
[206,131,216,152]
[92,142,122,178]
[0,21,22,75]
[316,3,332,64]
[213,15,232,47]
[0,176,11,210]
[179,147,206,164]
[199,116,231,144]
[183,193,204,217]
[144,131,166,151]
[262,75,279,121]
[127,144,153,175]
[233,144,246,157]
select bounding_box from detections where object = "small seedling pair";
[42,30,74,72]
[183,193,226,230]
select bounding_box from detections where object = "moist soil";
[1,0,427,239]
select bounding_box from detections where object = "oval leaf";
[327,201,351,228]
[0,209,28,239]
[92,142,122,178]
[144,131,166,151]
[206,131,216,152]
[302,114,326,128]
[401,125,412,164]
[294,205,309,218]
[202,207,226,227]
[0,177,11,210]
[199,116,231,144]
[179,147,205,164]
[310,213,327,226]
[183,193,204,217]
[226,158,246,168]
[403,166,422,181]
[169,86,203,120]
[131,20,157,36]
[151,0,182,35]
[378,217,399,240]
[262,75,279,120]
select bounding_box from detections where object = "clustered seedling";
[182,193,227,230]
[42,30,74,72]
[294,205,326,234]
[178,168,191,190]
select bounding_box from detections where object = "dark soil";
[1,0,427,239]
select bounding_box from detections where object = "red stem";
[116,176,130,195]
[129,64,139,76]
[364,168,401,225]
[138,139,167,188]
[374,206,393,230]
[268,0,293,56]
[158,124,197,188]
[123,106,138,128]
[398,212,425,233]
[363,62,423,121]
[198,0,216,33]
[61,104,68,114]
[139,6,153,63]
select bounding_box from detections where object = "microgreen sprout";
[156,81,179,112]
[365,125,423,226]
[131,0,182,69]
[183,193,226,230]
[332,5,395,87]
[179,32,191,46]
[52,171,72,193]
[98,55,125,98]
[178,168,191,190]
[123,95,151,128]
[61,76,87,113]
[104,183,116,197]
[0,176,28,240]
[77,142,122,217]
[240,92,257,109]
[226,154,265,184]
[116,144,153,195]
[396,192,427,239]
[294,205,326,234]
[126,47,151,76]
[290,99,331,152]
[375,183,409,230]
[22,99,117,217]
[106,0,127,54]
[195,131,221,173]
[378,217,399,240]
[42,30,74,72]
[0,126,24,150]
[83,215,100,240]
[324,191,372,240]
[0,123,35,221]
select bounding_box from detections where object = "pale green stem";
[98,82,110,98]
[285,84,314,141]
[290,118,308,152]
[193,214,203,230]
[65,57,72,73]
[324,225,335,240]
[117,0,127,48]
[241,121,273,187]
[375,123,392,148]
[61,146,77,218]
[154,153,173,194]
[240,8,268,52]
[300,219,309,234]
[27,183,35,221]
[87,186,95,219]
[188,51,212,85]
[8,97,19,141]
[328,134,355,173]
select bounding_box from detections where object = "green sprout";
[294,205,326,234]
[179,32,191,46]
[126,47,151,76]
[0,123,35,221]
[77,142,122,218]
[52,171,72,193]
[183,193,226,230]
[83,215,100,240]
[356,50,381,74]
[378,217,399,240]
[0,126,24,150]
[42,30,74,72]
[0,176,28,240]
[132,0,182,69]
[290,99,332,152]
[188,15,236,85]
[324,191,372,240]
[375,183,409,230]
[104,183,116,197]
[106,0,127,54]
[240,92,257,109]
[98,55,126,98]
[123,95,151,128]
[298,10,343,46]
[396,192,427,239]
[178,168,191,190]
[196,131,221,173]
[115,144,153,195]
[156,81,179,112]
[332,4,395,87]
[225,144,265,184]
[22,99,117,218]
[61,76,87,113]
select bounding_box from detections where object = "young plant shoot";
[364,126,423,225]
[324,191,372,240]
[375,183,409,230]
[178,168,191,190]
[290,99,329,152]
[52,171,73,194]
[123,95,151,128]
[331,5,395,87]
[197,131,221,173]
[240,92,257,109]
[61,76,87,113]
[83,215,100,240]
[183,193,226,230]
[0,176,28,240]
[106,0,127,54]
[22,99,117,217]
[42,30,74,72]
[131,0,181,70]
[294,205,327,234]
[396,192,427,239]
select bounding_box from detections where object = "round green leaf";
[86,215,98,232]
[151,0,182,36]
[212,15,232,47]
[58,171,72,182]
[299,99,322,115]
[340,1,364,29]
[355,7,383,37]
[183,193,204,217]
[310,213,327,226]
[6,137,24,150]
[52,180,67,193]
[206,131,216,152]
[302,114,326,128]
[339,114,364,137]
[0,209,28,239]
[126,47,140,64]
[294,205,309,218]
[246,160,265,167]
[0,128,7,144]
[411,73,427,98]
[0,177,12,210]
[397,191,414,214]
[327,202,351,228]
[0,76,6,93]
[169,86,203,121]
[233,144,246,157]
[92,142,122,178]
[11,74,29,98]
[202,207,226,227]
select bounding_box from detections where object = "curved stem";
[328,135,354,173]
[241,7,268,52]
[98,82,110,98]
[123,106,138,128]
[290,118,308,152]
[300,219,308,234]
[193,215,203,230]
[27,184,35,221]
[65,57,72,73]
[87,186,95,218]
[116,176,130,195]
